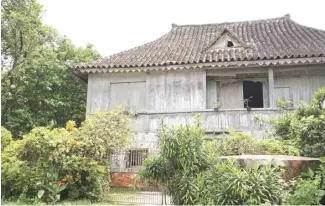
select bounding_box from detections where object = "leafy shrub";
[254,139,299,156]
[139,118,287,205]
[196,160,286,205]
[37,157,68,204]
[288,169,324,204]
[211,129,255,156]
[287,176,323,205]
[1,109,131,203]
[285,157,325,205]
[271,87,325,157]
[139,116,209,205]
[1,126,12,150]
[206,129,299,157]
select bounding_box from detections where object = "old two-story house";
[72,15,325,172]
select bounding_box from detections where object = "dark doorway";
[243,81,264,108]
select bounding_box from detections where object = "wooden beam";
[268,67,274,108]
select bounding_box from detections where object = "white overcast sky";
[39,0,325,57]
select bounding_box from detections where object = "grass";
[106,187,166,205]
[2,200,142,206]
[1,188,157,205]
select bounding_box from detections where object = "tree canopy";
[1,0,101,137]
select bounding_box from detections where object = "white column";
[202,69,207,109]
[268,67,274,108]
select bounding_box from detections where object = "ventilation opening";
[227,41,234,47]
[243,81,264,108]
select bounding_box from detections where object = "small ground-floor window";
[127,149,149,168]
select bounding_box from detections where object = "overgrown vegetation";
[205,129,299,157]
[139,117,209,205]
[287,158,325,205]
[1,109,131,204]
[139,117,291,205]
[271,87,325,157]
[195,160,287,205]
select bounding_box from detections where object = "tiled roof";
[73,15,325,73]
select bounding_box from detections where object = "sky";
[39,0,325,57]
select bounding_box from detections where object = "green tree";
[1,0,54,80]
[1,0,100,137]
[1,36,100,137]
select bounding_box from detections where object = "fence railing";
[107,187,171,205]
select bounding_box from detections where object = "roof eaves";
[72,57,325,75]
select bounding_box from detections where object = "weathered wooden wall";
[274,75,325,107]
[87,72,147,114]
[205,65,325,109]
[86,64,325,144]
[87,69,206,114]
[148,70,206,111]
[87,65,325,114]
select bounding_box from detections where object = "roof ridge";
[289,18,325,33]
[172,15,290,28]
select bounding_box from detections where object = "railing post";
[161,189,164,205]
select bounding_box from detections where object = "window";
[110,82,146,111]
[243,81,264,108]
[227,41,234,47]
[273,86,290,106]
[206,80,221,109]
[126,149,148,168]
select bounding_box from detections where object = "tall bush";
[195,160,286,205]
[1,109,131,203]
[140,117,209,204]
[139,117,287,205]
[271,87,325,157]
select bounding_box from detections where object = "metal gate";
[107,187,171,205]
